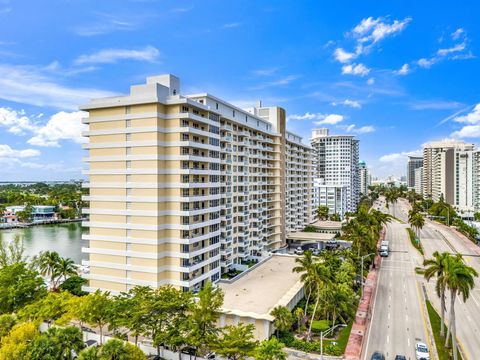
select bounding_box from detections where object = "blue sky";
[0,0,479,180]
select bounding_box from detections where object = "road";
[394,198,480,360]
[364,200,430,360]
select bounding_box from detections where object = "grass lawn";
[426,300,462,360]
[406,228,424,255]
[322,321,353,353]
[311,320,330,332]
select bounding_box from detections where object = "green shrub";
[311,320,330,333]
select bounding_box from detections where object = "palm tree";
[270,306,293,336]
[53,257,77,289]
[417,251,450,336]
[35,251,61,287]
[443,255,478,359]
[409,212,425,240]
[307,263,331,340]
[293,251,316,320]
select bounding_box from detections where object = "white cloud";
[331,99,362,109]
[0,107,87,147]
[396,63,410,75]
[27,111,87,147]
[287,112,344,125]
[452,104,480,124]
[451,28,464,40]
[353,16,412,44]
[410,100,462,110]
[0,144,40,159]
[343,124,375,134]
[451,125,480,138]
[334,48,357,63]
[0,64,115,110]
[75,46,160,65]
[379,149,421,162]
[417,58,436,68]
[73,13,139,36]
[0,108,37,135]
[252,67,280,76]
[437,42,466,56]
[366,77,375,85]
[341,63,370,77]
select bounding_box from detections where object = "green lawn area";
[322,321,353,353]
[426,300,462,360]
[311,320,330,332]
[406,228,424,255]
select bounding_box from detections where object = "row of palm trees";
[32,251,78,291]
[418,252,478,360]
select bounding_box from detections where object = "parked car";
[380,249,389,257]
[181,347,196,356]
[395,355,407,360]
[325,240,339,249]
[205,352,216,359]
[294,246,303,255]
[371,351,385,360]
[415,340,430,360]
[84,340,98,348]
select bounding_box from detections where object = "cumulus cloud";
[0,144,40,159]
[331,99,362,109]
[341,63,370,77]
[451,125,480,138]
[451,28,464,41]
[333,16,412,65]
[75,46,160,65]
[453,104,480,124]
[396,63,410,75]
[379,149,422,162]
[287,112,345,125]
[0,107,87,147]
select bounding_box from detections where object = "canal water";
[0,222,85,263]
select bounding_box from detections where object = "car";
[415,340,430,360]
[380,250,389,257]
[205,352,216,360]
[181,347,196,356]
[294,247,303,255]
[395,356,407,360]
[312,248,321,255]
[370,351,385,360]
[84,340,98,348]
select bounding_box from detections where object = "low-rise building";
[218,254,304,340]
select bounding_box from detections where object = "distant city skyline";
[0,1,479,180]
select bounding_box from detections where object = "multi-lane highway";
[394,198,480,360]
[363,200,431,359]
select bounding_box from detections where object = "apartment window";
[182,133,189,141]
[216,103,219,110]
[126,202,131,210]
[126,174,132,182]
[126,243,132,252]
[182,203,190,211]
[126,161,131,169]
[126,147,131,155]
[181,244,190,253]
[182,175,189,183]
[181,119,189,127]
[126,216,131,223]
[126,119,131,128]
[182,216,190,225]
[125,106,131,114]
[233,110,235,117]
[181,106,189,113]
[126,188,132,196]
[211,273,220,282]
[126,134,132,141]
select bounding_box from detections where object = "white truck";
[379,241,389,257]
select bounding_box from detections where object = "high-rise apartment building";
[422,140,475,210]
[359,160,370,195]
[311,128,360,214]
[81,74,313,293]
[414,167,423,195]
[407,156,423,188]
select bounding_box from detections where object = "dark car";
[395,356,407,360]
[180,347,196,355]
[371,351,385,360]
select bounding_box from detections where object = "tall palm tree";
[307,263,331,340]
[409,212,425,239]
[35,251,61,285]
[293,251,316,320]
[53,257,77,290]
[443,255,478,359]
[417,251,450,336]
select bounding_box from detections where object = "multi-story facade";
[414,167,423,195]
[422,140,475,210]
[473,151,480,212]
[317,183,348,218]
[359,160,369,196]
[311,128,360,214]
[407,156,423,188]
[81,74,313,293]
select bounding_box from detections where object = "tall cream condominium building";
[422,140,475,210]
[81,74,314,293]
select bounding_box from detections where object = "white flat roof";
[219,255,303,320]
[287,231,336,241]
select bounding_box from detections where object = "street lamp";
[320,323,346,360]
[361,253,375,298]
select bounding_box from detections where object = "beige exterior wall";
[81,74,314,293]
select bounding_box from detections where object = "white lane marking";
[408,338,411,347]
[406,315,409,321]
[388,312,390,320]
[387,335,389,344]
